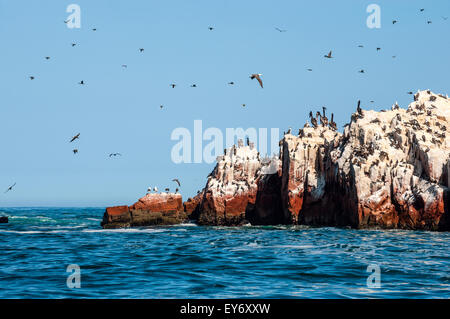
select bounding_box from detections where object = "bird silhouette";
[208,26,214,30]
[29,76,35,80]
[45,56,50,60]
[170,84,176,88]
[4,183,16,194]
[392,20,398,24]
[73,149,78,154]
[190,84,197,88]
[306,68,313,72]
[274,27,287,32]
[324,50,333,58]
[358,69,365,73]
[70,133,80,143]
[228,81,235,85]
[79,80,84,85]
[71,43,76,47]
[139,48,144,52]
[172,179,181,187]
[250,74,263,88]
[109,153,122,157]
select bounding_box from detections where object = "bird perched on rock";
[69,133,80,143]
[250,74,263,88]
[153,187,158,192]
[165,188,170,193]
[147,187,152,193]
[4,183,16,193]
[175,188,179,193]
[357,100,363,116]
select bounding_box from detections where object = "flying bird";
[45,56,50,60]
[71,43,77,47]
[29,76,35,80]
[121,65,127,68]
[358,69,365,73]
[274,27,287,32]
[376,47,381,51]
[4,183,16,194]
[73,149,78,154]
[442,17,448,20]
[250,74,263,88]
[407,91,413,95]
[427,20,432,24]
[160,105,164,109]
[324,51,333,58]
[358,45,364,48]
[78,80,84,85]
[172,179,181,187]
[420,8,425,12]
[109,153,122,157]
[92,28,97,31]
[306,68,313,72]
[190,84,197,88]
[228,81,235,85]
[170,84,176,88]
[392,20,398,24]
[70,133,80,143]
[242,104,246,107]
[208,26,214,30]
[139,48,144,52]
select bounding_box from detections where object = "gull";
[274,27,287,32]
[172,178,181,187]
[250,74,263,88]
[70,133,80,143]
[324,50,332,58]
[109,153,122,157]
[4,183,16,194]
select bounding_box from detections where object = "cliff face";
[196,141,282,225]
[195,90,449,230]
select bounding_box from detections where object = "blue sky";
[0,0,449,206]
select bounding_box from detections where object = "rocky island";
[102,90,449,231]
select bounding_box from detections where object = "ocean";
[0,207,448,298]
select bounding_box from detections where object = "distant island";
[102,90,449,231]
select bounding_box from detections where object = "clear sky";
[0,0,449,207]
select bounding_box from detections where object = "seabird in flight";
[70,133,80,143]
[250,74,263,88]
[4,183,16,193]
[324,51,333,58]
[172,179,181,187]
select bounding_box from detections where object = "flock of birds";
[3,6,448,197]
[147,178,182,195]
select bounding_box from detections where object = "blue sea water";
[0,207,448,299]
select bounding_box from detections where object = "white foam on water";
[81,228,166,234]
